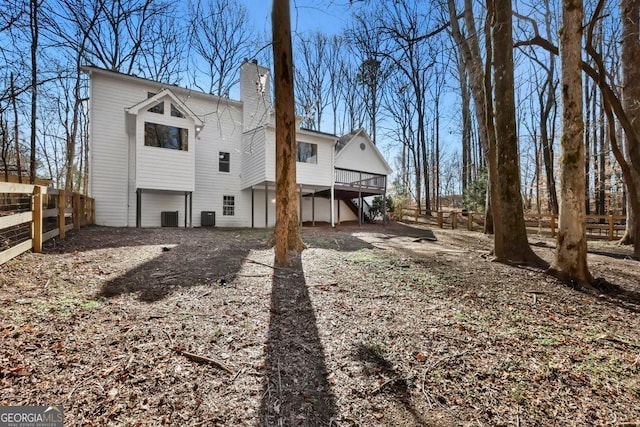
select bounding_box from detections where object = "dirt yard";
[1,222,639,426]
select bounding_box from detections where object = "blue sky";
[243,1,354,37]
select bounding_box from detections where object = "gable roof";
[336,129,360,153]
[125,88,204,127]
[81,65,242,107]
[335,128,393,175]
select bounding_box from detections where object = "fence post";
[452,211,457,229]
[73,193,81,230]
[550,214,556,238]
[608,214,614,241]
[468,212,473,231]
[33,186,43,253]
[437,211,443,228]
[58,189,66,239]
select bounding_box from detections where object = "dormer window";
[171,104,185,118]
[147,101,164,114]
[147,93,164,114]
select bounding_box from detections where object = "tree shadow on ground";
[95,230,267,303]
[587,249,637,261]
[44,226,273,253]
[377,222,438,241]
[589,279,640,313]
[355,342,432,425]
[259,253,337,425]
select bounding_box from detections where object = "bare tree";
[189,0,253,96]
[347,8,390,145]
[295,32,330,131]
[139,15,186,84]
[491,0,543,264]
[447,0,498,233]
[326,35,344,135]
[620,0,640,252]
[81,0,173,76]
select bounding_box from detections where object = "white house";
[82,60,392,228]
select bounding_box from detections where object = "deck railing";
[0,182,94,265]
[334,168,386,190]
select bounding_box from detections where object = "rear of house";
[83,61,391,228]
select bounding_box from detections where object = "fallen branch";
[179,350,234,374]
[246,258,295,272]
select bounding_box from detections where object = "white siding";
[301,197,356,223]
[240,61,271,132]
[265,129,276,183]
[241,128,267,190]
[336,133,392,175]
[296,132,334,187]
[138,192,185,227]
[262,128,334,188]
[247,188,277,228]
[135,106,196,192]
[89,74,145,226]
[191,102,251,227]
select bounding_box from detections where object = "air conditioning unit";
[161,211,179,227]
[201,211,216,227]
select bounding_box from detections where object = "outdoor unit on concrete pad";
[161,211,179,227]
[201,211,215,227]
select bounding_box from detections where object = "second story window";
[297,142,317,164]
[145,122,188,151]
[219,152,230,172]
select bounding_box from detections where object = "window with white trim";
[223,195,235,216]
[219,152,230,172]
[144,122,188,151]
[297,141,317,164]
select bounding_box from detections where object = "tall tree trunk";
[272,0,305,266]
[550,0,594,284]
[620,0,640,256]
[541,0,559,214]
[459,60,471,192]
[598,93,607,214]
[447,0,496,234]
[11,73,22,184]
[30,0,39,184]
[491,0,542,264]
[435,91,441,211]
[584,76,592,214]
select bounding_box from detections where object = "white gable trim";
[336,128,392,175]
[126,89,204,128]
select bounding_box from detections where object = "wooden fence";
[402,207,626,241]
[0,182,95,265]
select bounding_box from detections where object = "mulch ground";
[1,222,639,426]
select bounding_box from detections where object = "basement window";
[223,195,235,216]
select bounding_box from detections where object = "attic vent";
[360,142,366,150]
[161,211,179,227]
